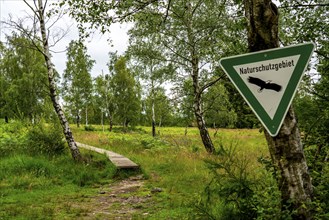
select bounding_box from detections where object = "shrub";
[140,137,169,149]
[26,123,66,156]
[195,144,283,219]
[84,125,96,131]
[0,120,27,157]
[309,163,329,219]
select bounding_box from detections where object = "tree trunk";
[213,122,219,138]
[36,0,82,162]
[101,111,104,132]
[186,3,215,154]
[264,108,313,217]
[158,118,162,128]
[191,56,215,154]
[76,112,80,128]
[150,79,156,137]
[123,118,128,132]
[158,118,162,136]
[108,111,113,132]
[245,0,313,218]
[152,99,156,137]
[85,107,88,126]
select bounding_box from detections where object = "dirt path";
[81,175,157,219]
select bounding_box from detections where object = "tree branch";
[280,3,329,8]
[162,40,192,63]
[315,50,329,60]
[162,0,172,24]
[191,0,203,17]
[202,92,224,114]
[111,0,159,23]
[200,74,225,94]
[23,0,40,20]
[311,90,329,102]
[2,18,46,57]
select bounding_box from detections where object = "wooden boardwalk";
[76,142,139,169]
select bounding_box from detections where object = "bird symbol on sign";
[247,76,282,93]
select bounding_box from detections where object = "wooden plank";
[76,142,139,169]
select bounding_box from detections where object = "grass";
[1,122,269,219]
[0,126,118,220]
[71,125,269,218]
[0,152,117,219]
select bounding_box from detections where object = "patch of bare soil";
[82,175,154,219]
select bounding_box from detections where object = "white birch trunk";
[85,107,88,126]
[36,0,82,161]
[101,111,104,132]
[152,98,156,137]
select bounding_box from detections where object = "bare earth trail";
[80,175,157,219]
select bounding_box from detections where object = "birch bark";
[186,2,215,154]
[35,0,82,161]
[244,0,313,218]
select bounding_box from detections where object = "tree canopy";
[0,33,49,122]
[62,40,94,127]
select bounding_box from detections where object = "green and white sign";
[220,43,315,136]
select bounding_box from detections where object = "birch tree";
[127,37,174,137]
[94,72,115,131]
[110,56,141,130]
[22,0,82,161]
[62,40,94,127]
[244,0,313,217]
[143,87,173,130]
[0,34,48,122]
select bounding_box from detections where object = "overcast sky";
[0,0,130,77]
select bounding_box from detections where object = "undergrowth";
[0,121,119,219]
[195,143,284,219]
[1,122,279,219]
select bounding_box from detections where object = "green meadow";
[1,122,280,219]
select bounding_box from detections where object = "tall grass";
[0,121,118,219]
[0,152,118,219]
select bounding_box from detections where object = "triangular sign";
[219,43,315,136]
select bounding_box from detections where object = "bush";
[0,120,27,157]
[140,137,170,150]
[26,123,66,156]
[309,163,329,219]
[110,126,147,134]
[84,125,96,131]
[195,144,283,219]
